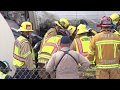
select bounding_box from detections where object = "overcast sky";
[46,11,120,19]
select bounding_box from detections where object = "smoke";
[35,11,59,37]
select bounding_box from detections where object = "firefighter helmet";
[67,25,76,36]
[98,16,113,28]
[0,61,11,74]
[54,18,69,29]
[17,21,33,32]
[110,13,120,24]
[77,24,89,35]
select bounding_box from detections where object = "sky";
[46,11,120,19]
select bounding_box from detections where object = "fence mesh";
[0,65,96,79]
[2,64,120,79]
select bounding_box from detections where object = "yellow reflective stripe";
[90,61,94,64]
[17,36,26,42]
[88,50,95,55]
[38,59,48,64]
[96,40,120,59]
[74,39,80,53]
[93,56,96,62]
[13,59,24,67]
[97,45,100,59]
[2,74,7,79]
[13,53,26,62]
[38,54,51,60]
[0,72,6,79]
[96,42,120,45]
[114,44,117,58]
[14,46,19,55]
[23,51,31,58]
[99,45,102,59]
[96,40,120,45]
[90,57,96,64]
[96,64,120,68]
[32,49,35,60]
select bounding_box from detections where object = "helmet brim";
[77,29,89,35]
[17,29,33,32]
[97,24,113,28]
[54,21,64,29]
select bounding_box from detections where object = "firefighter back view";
[13,21,35,79]
[38,28,70,79]
[70,24,90,57]
[87,16,120,79]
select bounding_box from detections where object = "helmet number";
[26,25,31,30]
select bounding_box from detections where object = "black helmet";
[0,61,11,74]
[76,19,89,27]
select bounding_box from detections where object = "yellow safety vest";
[0,71,7,79]
[13,36,35,67]
[75,36,90,56]
[38,35,62,64]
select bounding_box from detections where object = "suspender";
[54,49,78,71]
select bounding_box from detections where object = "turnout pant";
[96,68,120,79]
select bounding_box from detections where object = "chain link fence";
[0,65,96,79]
[2,63,120,79]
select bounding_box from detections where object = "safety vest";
[13,36,35,67]
[0,71,6,79]
[75,36,90,56]
[38,35,62,64]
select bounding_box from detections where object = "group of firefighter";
[1,13,120,79]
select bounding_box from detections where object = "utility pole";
[28,11,38,31]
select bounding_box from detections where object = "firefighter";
[70,24,90,57]
[45,36,90,79]
[77,19,97,37]
[41,18,70,47]
[110,13,120,35]
[87,28,97,42]
[13,21,35,79]
[110,13,120,28]
[0,61,14,79]
[87,16,120,79]
[38,29,69,79]
[67,25,77,41]
[39,18,70,57]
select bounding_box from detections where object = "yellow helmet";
[77,24,88,35]
[110,13,120,24]
[17,21,33,32]
[67,25,76,36]
[54,21,64,29]
[54,18,69,29]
